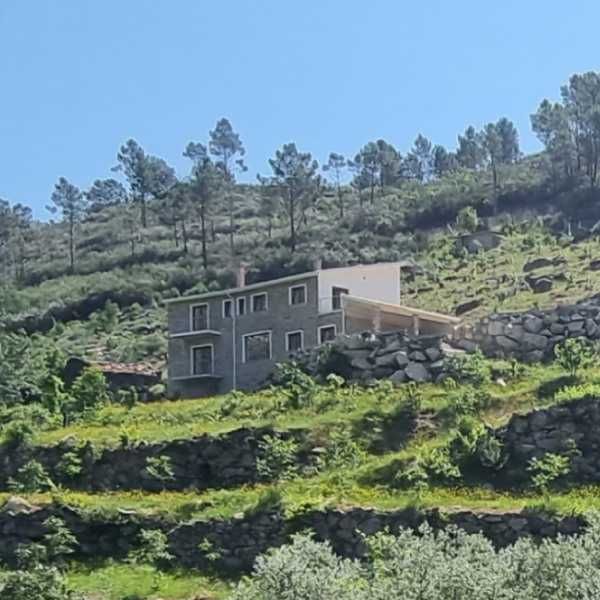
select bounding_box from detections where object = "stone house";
[166,262,459,398]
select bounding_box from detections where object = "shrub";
[456,206,479,233]
[68,367,109,421]
[8,460,54,493]
[527,440,580,495]
[555,382,600,404]
[128,529,173,567]
[444,350,491,385]
[317,428,366,471]
[272,362,318,409]
[233,519,600,600]
[554,338,595,378]
[145,455,175,483]
[256,435,299,481]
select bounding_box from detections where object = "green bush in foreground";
[233,517,600,599]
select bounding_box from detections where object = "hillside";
[5,72,600,598]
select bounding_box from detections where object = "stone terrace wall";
[0,427,308,493]
[459,296,600,362]
[0,501,585,574]
[497,397,600,485]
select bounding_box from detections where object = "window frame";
[190,343,214,376]
[318,324,337,344]
[237,296,247,316]
[251,291,269,313]
[286,329,305,352]
[189,302,210,331]
[222,298,233,319]
[242,330,273,363]
[289,283,308,306]
[331,286,349,311]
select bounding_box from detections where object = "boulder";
[526,276,553,293]
[455,298,482,316]
[390,369,407,385]
[523,257,555,272]
[424,347,442,362]
[589,259,600,271]
[408,350,427,362]
[522,333,548,351]
[487,321,504,336]
[351,357,372,371]
[1,497,42,515]
[523,316,544,334]
[496,336,520,351]
[405,362,431,383]
[394,351,410,368]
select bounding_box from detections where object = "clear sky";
[1,0,599,218]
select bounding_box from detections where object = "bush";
[233,519,600,600]
[8,460,54,493]
[444,350,492,385]
[68,367,109,421]
[554,338,594,378]
[256,435,299,481]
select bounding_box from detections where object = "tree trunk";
[337,186,344,219]
[181,219,188,254]
[200,207,208,270]
[69,217,75,272]
[228,195,235,256]
[290,193,296,253]
[173,221,179,248]
[140,194,147,228]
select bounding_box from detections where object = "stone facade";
[167,274,342,398]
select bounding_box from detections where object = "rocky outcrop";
[0,500,586,573]
[0,427,309,492]
[458,296,600,362]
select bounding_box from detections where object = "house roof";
[342,295,462,325]
[164,261,413,305]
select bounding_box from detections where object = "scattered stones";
[455,298,482,316]
[526,276,553,293]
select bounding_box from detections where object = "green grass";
[33,361,592,450]
[67,562,230,599]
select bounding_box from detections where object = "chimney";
[313,258,323,271]
[236,263,248,288]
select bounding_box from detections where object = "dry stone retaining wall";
[0,501,586,574]
[458,296,600,362]
[0,427,308,492]
[497,397,600,485]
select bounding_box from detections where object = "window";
[318,324,336,344]
[191,304,209,331]
[243,331,272,362]
[223,299,233,318]
[332,286,349,311]
[252,292,268,313]
[191,345,213,375]
[289,284,307,305]
[286,330,304,352]
[237,297,246,316]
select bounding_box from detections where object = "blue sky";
[1,1,599,218]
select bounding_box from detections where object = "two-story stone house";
[166,261,458,398]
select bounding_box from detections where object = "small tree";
[456,206,479,233]
[554,338,594,378]
[48,177,87,272]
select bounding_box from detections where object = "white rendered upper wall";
[317,263,401,313]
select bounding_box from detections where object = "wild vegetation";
[3,70,600,597]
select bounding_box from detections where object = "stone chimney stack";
[313,257,323,271]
